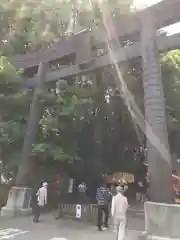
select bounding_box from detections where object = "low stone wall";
[1,187,32,217]
[145,201,180,239]
[61,203,98,222]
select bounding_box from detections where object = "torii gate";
[2,0,180,226]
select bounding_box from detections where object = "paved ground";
[0,208,144,240]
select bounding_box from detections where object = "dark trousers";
[79,192,87,204]
[56,203,64,219]
[56,198,66,219]
[33,204,41,222]
[97,204,109,229]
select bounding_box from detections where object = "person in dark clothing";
[55,177,69,219]
[145,178,150,201]
[96,183,110,231]
[33,202,41,223]
[111,184,117,197]
[78,182,87,203]
[136,178,148,203]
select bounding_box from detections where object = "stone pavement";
[0,208,144,240]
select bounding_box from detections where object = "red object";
[145,162,180,192]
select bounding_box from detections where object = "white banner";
[68,178,74,193]
[76,204,82,219]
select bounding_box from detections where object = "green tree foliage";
[32,80,95,164]
[0,57,30,179]
[161,50,180,155]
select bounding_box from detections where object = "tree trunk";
[0,145,3,184]
[140,10,172,203]
[15,62,47,186]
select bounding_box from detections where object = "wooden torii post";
[2,0,180,220]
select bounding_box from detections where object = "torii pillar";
[140,9,176,240]
[1,62,47,217]
[141,8,172,204]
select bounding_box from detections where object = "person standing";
[111,186,128,240]
[111,183,117,232]
[78,182,87,203]
[33,181,48,223]
[55,176,69,219]
[111,184,117,197]
[119,179,128,193]
[136,179,147,203]
[96,183,110,231]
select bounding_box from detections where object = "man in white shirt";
[33,181,48,223]
[111,186,128,240]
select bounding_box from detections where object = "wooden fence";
[60,203,98,223]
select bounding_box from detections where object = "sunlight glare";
[134,0,162,9]
[97,0,171,163]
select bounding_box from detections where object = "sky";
[134,0,180,35]
[134,0,161,8]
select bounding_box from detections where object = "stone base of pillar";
[1,187,32,217]
[145,201,180,239]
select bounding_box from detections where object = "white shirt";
[111,193,128,219]
[36,186,47,207]
[78,183,86,193]
[68,178,74,193]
